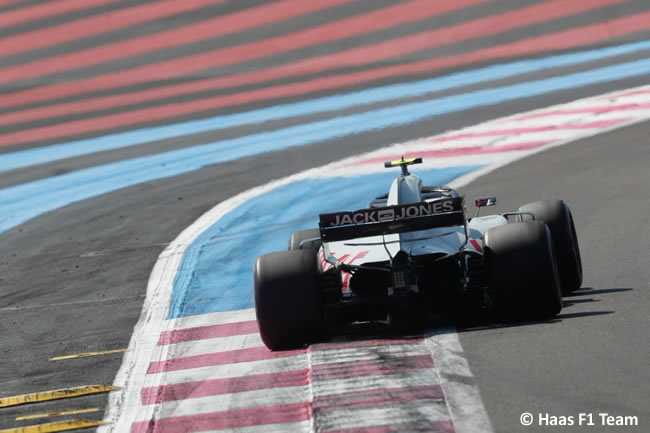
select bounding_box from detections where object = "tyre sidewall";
[485,221,563,318]
[254,249,324,350]
[519,200,582,295]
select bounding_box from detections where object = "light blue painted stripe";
[2,39,650,173]
[2,57,650,234]
[167,166,481,318]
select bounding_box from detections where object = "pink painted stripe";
[0,0,222,57]
[429,118,630,143]
[0,3,644,124]
[325,420,455,433]
[2,6,643,146]
[0,0,29,7]
[147,346,306,374]
[0,0,350,79]
[0,0,123,29]
[157,320,258,345]
[131,402,311,433]
[312,354,434,381]
[513,102,650,120]
[0,13,643,147]
[0,0,486,107]
[141,369,309,404]
[346,140,553,167]
[600,88,650,99]
[314,385,444,411]
[260,0,623,88]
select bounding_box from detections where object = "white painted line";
[158,333,264,359]
[143,354,309,386]
[426,328,493,433]
[166,308,256,329]
[133,385,310,420]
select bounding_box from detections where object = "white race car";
[254,157,582,350]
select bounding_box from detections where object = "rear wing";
[319,197,465,243]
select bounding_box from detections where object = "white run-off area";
[100,85,650,433]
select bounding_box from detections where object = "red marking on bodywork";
[470,239,483,253]
[341,250,369,292]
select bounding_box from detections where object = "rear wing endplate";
[319,197,465,243]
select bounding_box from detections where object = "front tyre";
[519,200,582,295]
[484,221,563,318]
[254,249,325,350]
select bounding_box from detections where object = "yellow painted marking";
[0,419,108,433]
[15,408,99,421]
[0,385,120,408]
[50,349,126,361]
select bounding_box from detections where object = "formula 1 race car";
[254,157,582,350]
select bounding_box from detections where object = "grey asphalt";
[456,120,650,433]
[1,0,650,431]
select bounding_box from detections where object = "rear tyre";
[288,228,321,251]
[254,249,325,350]
[519,200,582,295]
[484,221,563,318]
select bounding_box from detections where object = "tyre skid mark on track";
[102,85,650,432]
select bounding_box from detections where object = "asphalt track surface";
[0,0,649,431]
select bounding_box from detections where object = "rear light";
[391,270,408,290]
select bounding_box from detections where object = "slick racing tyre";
[254,249,325,350]
[288,228,322,251]
[519,200,582,295]
[484,221,563,318]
